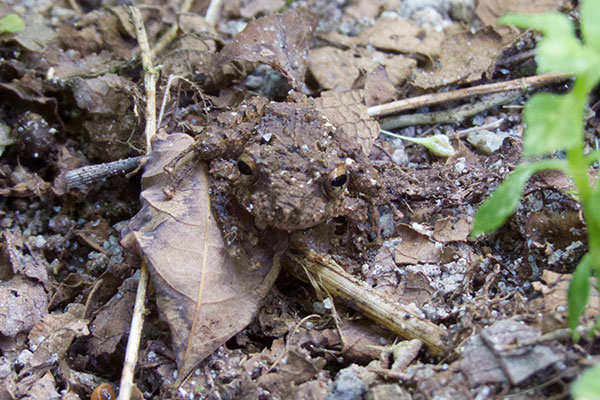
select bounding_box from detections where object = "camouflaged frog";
[169,94,377,266]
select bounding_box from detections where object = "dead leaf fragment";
[18,370,60,400]
[125,133,275,378]
[476,0,572,42]
[25,304,88,372]
[411,24,503,89]
[460,318,564,385]
[393,224,442,265]
[432,216,471,243]
[87,276,136,357]
[313,90,380,156]
[213,9,317,92]
[0,276,47,336]
[308,47,414,91]
[532,271,600,329]
[361,65,399,107]
[356,14,443,57]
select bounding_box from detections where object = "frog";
[168,93,379,268]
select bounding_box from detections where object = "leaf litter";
[0,0,597,398]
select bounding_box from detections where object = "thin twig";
[205,0,224,26]
[117,7,159,400]
[118,262,149,400]
[379,91,520,130]
[367,73,570,118]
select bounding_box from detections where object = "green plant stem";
[566,75,600,270]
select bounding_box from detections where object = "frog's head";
[232,104,349,231]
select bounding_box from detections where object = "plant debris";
[0,0,596,399]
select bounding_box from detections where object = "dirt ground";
[0,0,598,399]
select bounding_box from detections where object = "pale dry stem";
[117,7,158,400]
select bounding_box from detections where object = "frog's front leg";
[209,159,285,271]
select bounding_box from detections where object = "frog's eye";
[325,164,348,197]
[237,153,259,184]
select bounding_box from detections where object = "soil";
[0,0,598,399]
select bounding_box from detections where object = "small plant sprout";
[380,129,456,157]
[0,14,24,33]
[471,1,600,335]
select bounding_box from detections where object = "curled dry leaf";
[123,133,274,378]
[212,9,318,92]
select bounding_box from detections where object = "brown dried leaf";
[533,271,600,324]
[0,276,47,336]
[524,210,585,249]
[402,271,435,307]
[411,24,503,89]
[308,47,414,91]
[432,216,471,243]
[213,9,318,92]
[393,225,441,265]
[48,273,83,311]
[476,0,572,42]
[17,371,60,400]
[25,304,88,372]
[337,319,387,365]
[125,133,274,377]
[87,277,136,357]
[1,230,48,284]
[361,65,398,107]
[313,90,380,156]
[355,15,443,57]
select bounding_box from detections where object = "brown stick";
[367,73,571,118]
[285,250,450,355]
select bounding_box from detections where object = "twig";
[118,7,159,400]
[367,73,570,118]
[205,0,224,26]
[285,250,450,355]
[63,156,145,189]
[133,7,160,152]
[118,262,149,400]
[67,0,83,15]
[379,91,520,130]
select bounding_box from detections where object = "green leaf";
[571,362,600,400]
[567,254,592,332]
[582,0,600,54]
[500,12,600,75]
[499,12,575,38]
[535,36,600,75]
[470,159,567,237]
[522,93,580,156]
[0,14,24,33]
[584,150,600,166]
[585,190,600,255]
